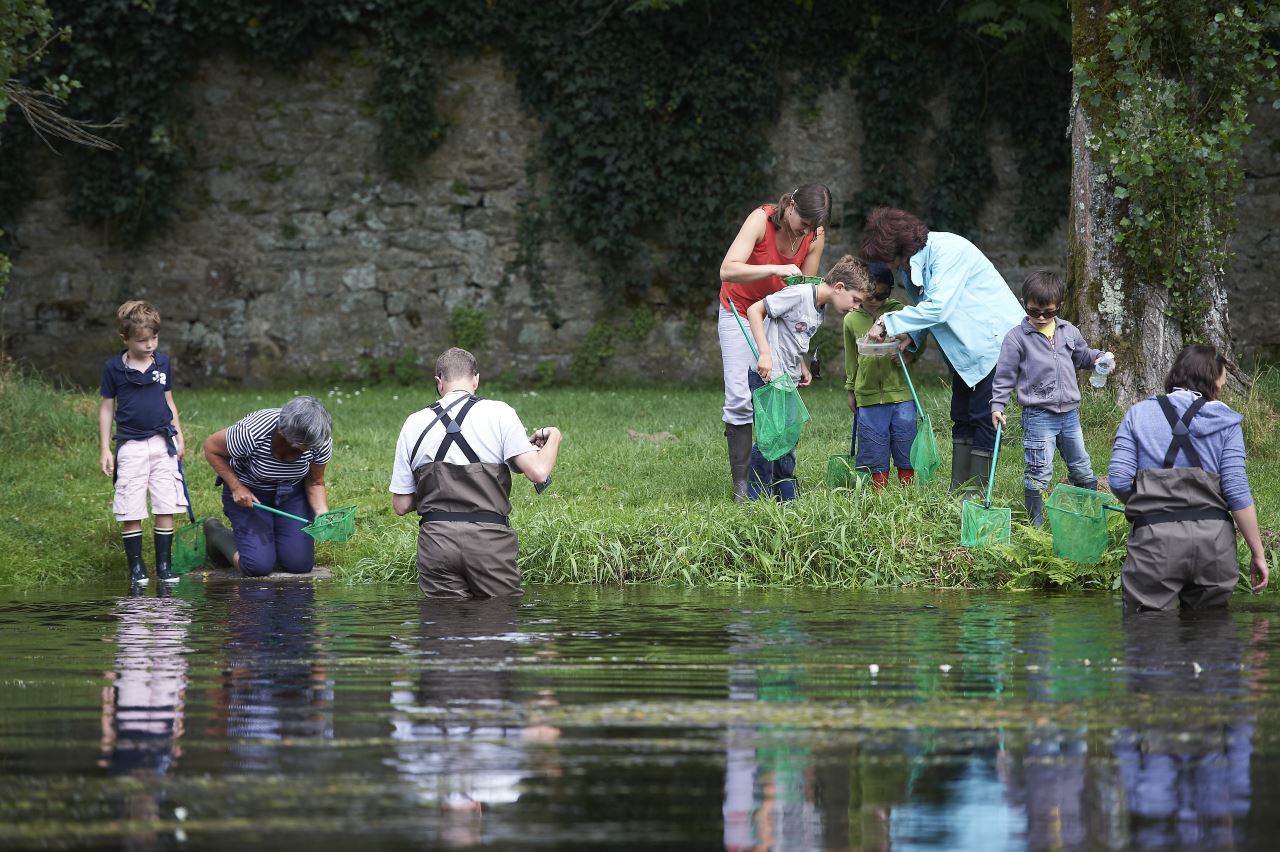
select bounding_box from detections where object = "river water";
[2,581,1278,850]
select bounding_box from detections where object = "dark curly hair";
[860,208,928,264]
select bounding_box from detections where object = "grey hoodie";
[990,317,1103,415]
[1108,389,1252,510]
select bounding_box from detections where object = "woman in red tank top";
[717,184,832,500]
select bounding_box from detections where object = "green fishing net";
[1046,484,1113,564]
[753,374,809,461]
[910,413,940,483]
[960,498,1011,548]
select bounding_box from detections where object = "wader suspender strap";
[1157,395,1209,469]
[1132,395,1231,530]
[407,394,471,469]
[415,394,510,526]
[432,396,482,463]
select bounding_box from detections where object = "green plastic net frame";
[753,373,809,461]
[303,506,358,543]
[1046,484,1116,564]
[960,499,1011,548]
[172,521,207,574]
[825,454,869,489]
[898,354,940,482]
[959,421,1010,548]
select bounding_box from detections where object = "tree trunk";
[1066,1,1246,406]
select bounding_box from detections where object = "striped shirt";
[226,408,333,486]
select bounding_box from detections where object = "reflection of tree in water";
[208,584,334,772]
[387,598,560,848]
[99,586,193,847]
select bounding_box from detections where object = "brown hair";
[116,300,161,339]
[860,207,928,263]
[1021,270,1065,306]
[1165,344,1227,400]
[824,254,873,295]
[435,347,479,382]
[768,183,833,231]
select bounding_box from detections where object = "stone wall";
[2,50,1277,388]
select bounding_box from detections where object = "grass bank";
[3,360,1278,591]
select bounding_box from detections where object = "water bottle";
[809,346,822,381]
[1089,351,1115,388]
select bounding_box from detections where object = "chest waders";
[1121,396,1237,612]
[407,395,521,599]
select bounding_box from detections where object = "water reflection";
[98,584,192,848]
[387,598,561,847]
[208,583,334,771]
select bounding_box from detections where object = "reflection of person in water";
[99,586,193,841]
[100,588,193,775]
[1114,609,1258,848]
[208,584,334,771]
[387,598,560,847]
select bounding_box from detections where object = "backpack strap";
[433,396,482,463]
[407,394,471,469]
[1157,395,1209,469]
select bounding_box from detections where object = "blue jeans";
[746,370,797,501]
[854,400,917,474]
[1021,406,1096,491]
[221,481,316,577]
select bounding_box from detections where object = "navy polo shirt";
[100,351,174,444]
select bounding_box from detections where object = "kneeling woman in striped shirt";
[202,396,333,577]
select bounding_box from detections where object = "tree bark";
[1066,0,1246,406]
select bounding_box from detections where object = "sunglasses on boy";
[1025,306,1058,319]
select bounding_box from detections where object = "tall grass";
[2,357,1276,591]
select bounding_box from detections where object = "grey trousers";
[417,521,521,599]
[1121,519,1238,612]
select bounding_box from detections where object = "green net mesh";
[753,374,809,461]
[909,413,940,482]
[303,505,358,543]
[172,521,206,575]
[1045,484,1112,564]
[825,454,868,489]
[961,499,1011,548]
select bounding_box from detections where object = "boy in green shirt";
[842,262,922,488]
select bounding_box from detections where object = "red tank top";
[718,204,816,312]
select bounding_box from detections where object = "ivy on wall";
[1,0,1074,304]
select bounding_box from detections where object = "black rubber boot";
[949,438,973,493]
[969,448,994,499]
[123,530,147,585]
[204,517,237,565]
[1024,489,1045,527]
[725,423,754,502]
[154,527,177,583]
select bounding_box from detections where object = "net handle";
[897,351,924,419]
[727,298,761,361]
[176,460,196,524]
[252,501,310,525]
[984,421,1002,508]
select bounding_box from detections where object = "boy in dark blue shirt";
[99,301,186,585]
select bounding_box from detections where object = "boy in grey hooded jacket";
[991,271,1113,525]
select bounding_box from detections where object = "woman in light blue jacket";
[861,207,1023,491]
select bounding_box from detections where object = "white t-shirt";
[388,391,535,494]
[762,283,825,382]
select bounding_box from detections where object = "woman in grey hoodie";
[1109,345,1268,611]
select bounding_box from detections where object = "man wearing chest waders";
[390,348,562,598]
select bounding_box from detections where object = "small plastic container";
[783,275,824,286]
[856,335,899,358]
[1089,352,1115,388]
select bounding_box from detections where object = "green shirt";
[842,300,920,407]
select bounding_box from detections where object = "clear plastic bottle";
[1089,352,1115,388]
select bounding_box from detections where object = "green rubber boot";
[950,438,973,493]
[203,518,237,565]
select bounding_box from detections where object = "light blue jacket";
[880,231,1024,388]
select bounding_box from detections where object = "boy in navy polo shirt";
[98,301,187,585]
